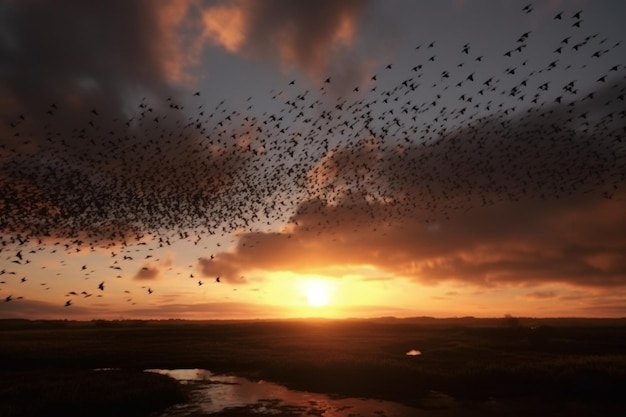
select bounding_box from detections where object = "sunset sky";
[1,0,625,320]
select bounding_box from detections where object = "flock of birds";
[1,4,625,310]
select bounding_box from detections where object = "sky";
[1,0,625,320]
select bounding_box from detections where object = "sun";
[302,278,332,307]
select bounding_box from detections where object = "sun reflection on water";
[148,368,427,417]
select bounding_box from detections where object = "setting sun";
[301,278,333,307]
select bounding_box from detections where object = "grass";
[0,368,186,417]
[1,317,625,415]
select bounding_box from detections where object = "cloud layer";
[200,191,625,289]
[199,91,626,289]
[200,0,376,85]
[1,1,625,319]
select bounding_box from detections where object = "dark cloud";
[200,87,626,289]
[0,0,170,117]
[0,1,272,244]
[0,0,175,241]
[306,81,626,223]
[2,0,626,322]
[3,1,623,251]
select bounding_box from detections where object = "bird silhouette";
[0,2,624,310]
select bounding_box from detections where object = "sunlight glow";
[300,278,333,307]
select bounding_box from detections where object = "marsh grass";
[1,317,625,415]
[0,368,186,417]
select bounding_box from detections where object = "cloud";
[135,266,161,281]
[0,298,111,319]
[118,301,291,319]
[201,2,247,53]
[0,1,266,243]
[197,256,246,284]
[201,191,626,289]
[200,0,380,87]
[134,255,175,280]
[0,1,173,113]
[155,0,207,84]
[1,1,624,254]
[200,90,626,290]
[526,291,558,299]
[0,298,294,320]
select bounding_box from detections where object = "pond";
[147,368,452,416]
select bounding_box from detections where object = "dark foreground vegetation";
[1,317,625,416]
[0,368,185,417]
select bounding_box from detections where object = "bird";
[0,2,624,313]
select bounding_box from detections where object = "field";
[1,317,625,416]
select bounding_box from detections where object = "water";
[148,368,452,416]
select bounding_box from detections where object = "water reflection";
[148,368,433,416]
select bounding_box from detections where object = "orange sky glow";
[1,0,625,321]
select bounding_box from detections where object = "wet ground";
[149,369,453,417]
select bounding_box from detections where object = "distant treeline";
[1,316,625,331]
[0,318,152,330]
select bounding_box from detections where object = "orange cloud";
[197,88,626,289]
[0,298,294,320]
[198,0,373,84]
[134,254,176,280]
[200,191,626,289]
[526,291,557,299]
[201,3,247,53]
[154,0,199,84]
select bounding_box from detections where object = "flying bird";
[0,3,624,314]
